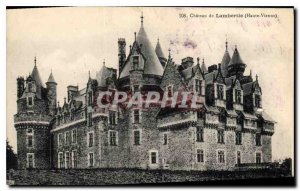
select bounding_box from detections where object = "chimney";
[118,38,126,76]
[208,64,218,73]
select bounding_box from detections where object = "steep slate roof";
[119,25,164,78]
[31,65,45,88]
[205,70,218,85]
[260,112,276,123]
[221,50,231,77]
[225,75,236,88]
[180,64,202,81]
[228,47,245,66]
[96,65,117,87]
[242,81,260,95]
[155,39,166,59]
[47,72,56,84]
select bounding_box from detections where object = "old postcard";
[6,7,294,186]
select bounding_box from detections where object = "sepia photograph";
[6,7,295,186]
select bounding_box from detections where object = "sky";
[6,7,294,161]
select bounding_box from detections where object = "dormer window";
[167,85,173,98]
[255,94,261,108]
[28,83,32,92]
[88,91,93,106]
[195,79,202,95]
[133,56,139,70]
[235,90,242,104]
[217,84,224,100]
[27,97,34,107]
[109,110,117,125]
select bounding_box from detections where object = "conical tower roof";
[228,46,244,66]
[221,50,231,77]
[136,26,164,76]
[155,38,166,59]
[47,70,56,84]
[31,65,45,88]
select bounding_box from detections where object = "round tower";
[14,58,52,169]
[46,70,57,116]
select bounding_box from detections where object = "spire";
[225,35,228,51]
[155,37,166,59]
[140,12,144,27]
[168,48,171,59]
[47,70,56,84]
[201,58,207,74]
[34,56,37,67]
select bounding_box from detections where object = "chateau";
[14,15,276,171]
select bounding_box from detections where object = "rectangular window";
[196,127,204,142]
[197,111,205,119]
[27,97,33,106]
[72,150,77,168]
[109,111,117,125]
[88,132,94,147]
[65,131,71,145]
[58,152,64,169]
[27,135,33,148]
[26,153,34,168]
[256,152,262,164]
[236,131,242,145]
[150,152,158,164]
[255,94,261,108]
[58,133,63,147]
[237,151,241,165]
[235,89,242,104]
[88,153,94,167]
[167,85,173,97]
[26,128,34,148]
[133,56,139,70]
[195,79,202,94]
[217,84,224,100]
[163,133,168,145]
[72,129,77,144]
[65,151,70,169]
[109,131,117,146]
[256,134,262,146]
[217,129,225,144]
[217,150,225,163]
[88,112,92,127]
[134,130,141,145]
[133,109,140,124]
[196,149,204,163]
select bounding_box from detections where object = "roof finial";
[134,32,136,41]
[256,74,258,81]
[103,59,105,66]
[225,35,228,51]
[34,56,37,67]
[235,45,237,50]
[64,97,66,103]
[141,12,144,27]
[197,57,200,65]
[168,48,171,59]
[250,69,252,78]
[157,37,159,42]
[88,70,91,79]
[202,58,205,64]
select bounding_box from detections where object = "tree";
[6,140,18,170]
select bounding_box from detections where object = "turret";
[227,46,246,79]
[118,38,126,76]
[155,38,167,67]
[46,70,57,116]
[14,57,52,169]
[17,77,25,99]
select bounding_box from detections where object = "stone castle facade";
[14,15,275,171]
